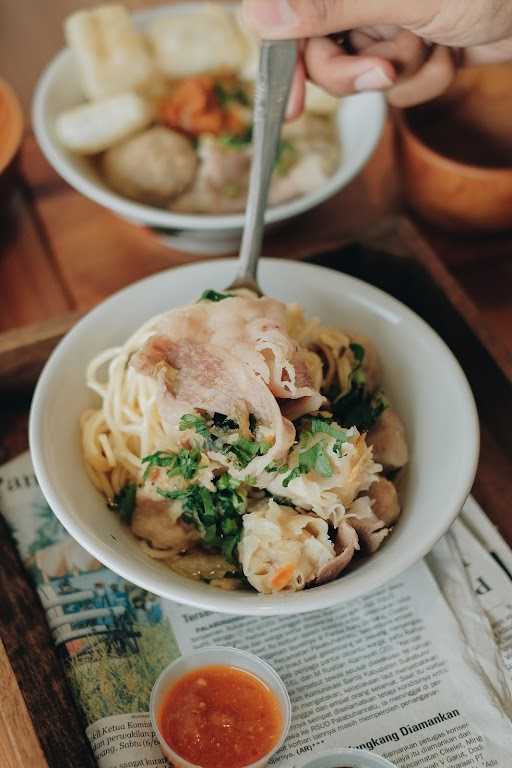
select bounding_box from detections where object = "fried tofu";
[55,91,153,155]
[147,4,247,78]
[65,4,155,100]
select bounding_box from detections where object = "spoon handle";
[230,40,298,294]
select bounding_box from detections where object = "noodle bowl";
[80,291,408,594]
[29,258,480,614]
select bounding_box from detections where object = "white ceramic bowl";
[32,2,386,254]
[303,749,397,768]
[150,646,291,768]
[29,258,479,615]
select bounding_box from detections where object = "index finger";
[242,0,416,39]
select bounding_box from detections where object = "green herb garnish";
[214,83,250,107]
[158,474,245,564]
[199,289,234,302]
[265,462,288,474]
[179,413,210,438]
[171,449,202,480]
[219,126,253,149]
[142,448,202,481]
[216,472,241,491]
[225,436,270,468]
[309,418,348,455]
[333,388,388,432]
[349,342,365,364]
[283,440,333,487]
[112,483,137,524]
[141,450,178,480]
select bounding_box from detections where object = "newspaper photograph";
[1,452,511,768]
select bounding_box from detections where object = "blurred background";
[1,1,172,113]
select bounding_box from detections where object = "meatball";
[102,126,198,206]
[367,409,408,471]
[131,497,200,551]
[369,478,401,526]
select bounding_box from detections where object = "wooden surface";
[1,131,512,768]
[1,217,511,768]
[0,0,190,114]
[0,639,47,768]
[0,507,96,767]
[0,7,512,763]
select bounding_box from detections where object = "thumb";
[242,0,402,39]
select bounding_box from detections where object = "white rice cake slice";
[147,3,248,78]
[55,92,153,155]
[65,5,155,100]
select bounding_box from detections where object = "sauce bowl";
[149,646,291,768]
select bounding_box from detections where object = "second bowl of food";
[32,2,386,253]
[29,258,479,615]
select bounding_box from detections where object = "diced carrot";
[271,564,295,591]
[189,111,223,134]
[160,75,249,138]
[223,109,244,135]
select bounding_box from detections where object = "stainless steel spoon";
[227,39,298,296]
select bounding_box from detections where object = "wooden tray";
[1,220,511,768]
[2,125,511,391]
[1,216,511,392]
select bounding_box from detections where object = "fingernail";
[354,67,394,92]
[243,0,297,34]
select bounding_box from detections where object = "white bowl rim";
[31,3,387,232]
[149,645,292,768]
[29,258,480,616]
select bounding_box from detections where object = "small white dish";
[149,646,291,768]
[303,748,397,768]
[32,2,386,254]
[29,258,480,616]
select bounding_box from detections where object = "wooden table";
[1,119,511,768]
[1,3,512,764]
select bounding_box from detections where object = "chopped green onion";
[282,441,333,487]
[218,126,253,148]
[225,437,269,468]
[199,290,234,302]
[142,448,202,481]
[112,483,137,523]
[157,474,246,565]
[349,342,365,364]
[179,413,210,438]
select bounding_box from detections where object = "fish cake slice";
[55,91,153,155]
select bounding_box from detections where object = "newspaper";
[1,452,512,768]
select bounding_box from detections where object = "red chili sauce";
[158,664,283,768]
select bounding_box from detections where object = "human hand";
[242,0,512,115]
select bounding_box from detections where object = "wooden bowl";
[396,64,512,233]
[0,79,23,186]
